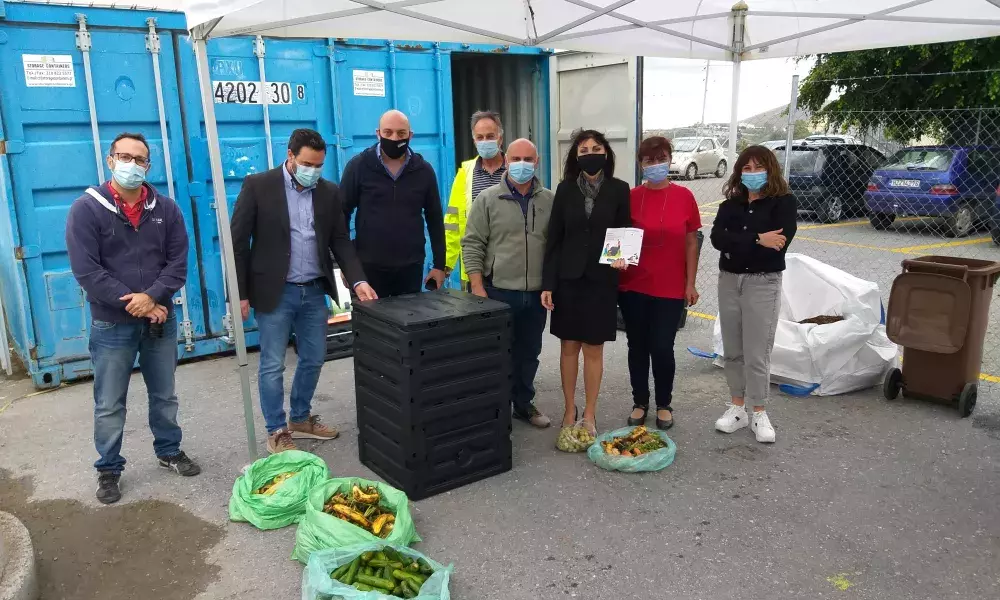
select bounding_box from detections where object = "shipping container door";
[549,53,641,187]
[332,40,455,279]
[0,19,204,379]
[177,36,339,338]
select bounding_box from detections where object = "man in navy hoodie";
[66,132,200,505]
[341,110,447,296]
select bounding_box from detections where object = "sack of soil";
[229,450,330,530]
[302,542,452,600]
[292,477,420,564]
[587,426,676,473]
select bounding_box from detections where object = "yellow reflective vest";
[444,158,478,283]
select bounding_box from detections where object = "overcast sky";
[643,56,816,129]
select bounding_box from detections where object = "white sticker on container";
[352,70,385,97]
[22,54,75,88]
[212,81,305,105]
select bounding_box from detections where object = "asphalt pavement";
[1,329,999,600]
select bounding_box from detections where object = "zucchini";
[355,574,396,590]
[403,579,423,595]
[343,557,362,585]
[368,559,389,568]
[330,563,351,580]
[354,583,373,592]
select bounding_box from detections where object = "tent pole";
[727,2,748,169]
[783,74,800,178]
[192,35,258,462]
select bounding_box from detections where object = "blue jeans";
[90,314,182,474]
[256,282,329,434]
[485,287,547,415]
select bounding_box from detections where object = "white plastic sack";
[712,254,899,396]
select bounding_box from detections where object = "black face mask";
[380,136,409,160]
[578,153,606,176]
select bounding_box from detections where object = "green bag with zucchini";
[292,477,420,564]
[229,450,330,530]
[301,542,451,600]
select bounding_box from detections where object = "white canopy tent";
[147,0,1000,459]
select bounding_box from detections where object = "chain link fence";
[663,98,1000,396]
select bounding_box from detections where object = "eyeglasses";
[111,152,150,168]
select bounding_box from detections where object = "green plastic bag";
[587,426,677,473]
[229,450,330,530]
[301,542,452,600]
[292,478,421,564]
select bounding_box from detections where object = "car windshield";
[673,138,700,152]
[882,149,955,171]
[773,149,822,173]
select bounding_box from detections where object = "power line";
[809,68,1000,84]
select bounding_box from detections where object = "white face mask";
[112,160,146,190]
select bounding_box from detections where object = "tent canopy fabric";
[181,0,1000,60]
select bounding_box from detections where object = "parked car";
[806,134,861,145]
[761,139,803,150]
[772,143,885,223]
[865,146,1000,237]
[670,137,727,180]
[991,186,1000,245]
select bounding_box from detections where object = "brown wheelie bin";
[883,256,1000,417]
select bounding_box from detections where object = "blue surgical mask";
[112,160,146,190]
[476,140,500,160]
[294,164,321,188]
[741,171,768,192]
[507,161,535,184]
[643,163,670,184]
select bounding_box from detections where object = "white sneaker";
[715,404,749,433]
[751,411,776,443]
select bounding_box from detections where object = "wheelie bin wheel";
[958,383,977,418]
[883,368,903,400]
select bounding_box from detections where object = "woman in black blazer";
[542,129,631,436]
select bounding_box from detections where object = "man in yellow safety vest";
[444,110,507,288]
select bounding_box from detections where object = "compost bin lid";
[886,272,971,354]
[353,288,510,328]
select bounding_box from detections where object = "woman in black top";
[710,145,797,444]
[542,129,631,436]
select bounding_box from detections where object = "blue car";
[865,146,1000,237]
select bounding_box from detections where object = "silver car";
[670,137,728,180]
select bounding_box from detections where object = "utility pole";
[700,60,710,127]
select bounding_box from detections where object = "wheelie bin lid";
[886,272,971,354]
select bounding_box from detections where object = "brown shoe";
[288,415,339,440]
[267,429,297,454]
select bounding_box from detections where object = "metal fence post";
[783,74,800,179]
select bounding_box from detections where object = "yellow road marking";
[795,236,894,252]
[683,311,1000,383]
[798,219,869,231]
[892,237,991,254]
[700,199,725,208]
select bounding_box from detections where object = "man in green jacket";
[444,111,507,288]
[462,138,552,428]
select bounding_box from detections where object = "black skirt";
[549,276,619,345]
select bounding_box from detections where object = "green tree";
[797,39,1000,144]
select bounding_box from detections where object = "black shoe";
[656,408,674,431]
[157,451,202,477]
[627,405,649,426]
[96,471,122,504]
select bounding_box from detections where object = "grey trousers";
[718,271,783,406]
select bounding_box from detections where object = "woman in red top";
[618,136,702,430]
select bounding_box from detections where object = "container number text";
[213,81,306,105]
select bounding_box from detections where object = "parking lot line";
[798,219,870,231]
[683,311,1000,384]
[795,236,894,252]
[700,199,725,208]
[892,237,991,254]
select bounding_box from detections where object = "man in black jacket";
[341,110,447,296]
[231,129,377,454]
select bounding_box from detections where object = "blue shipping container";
[0,1,551,387]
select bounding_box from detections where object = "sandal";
[627,405,649,426]
[561,405,580,428]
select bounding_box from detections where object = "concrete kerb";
[0,511,37,600]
